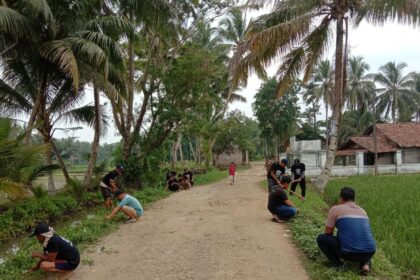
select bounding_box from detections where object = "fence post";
[395,150,402,174]
[356,152,365,175]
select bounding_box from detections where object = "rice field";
[325,174,420,277]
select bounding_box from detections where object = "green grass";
[325,174,420,278]
[260,181,402,280]
[194,168,229,186]
[0,187,169,280]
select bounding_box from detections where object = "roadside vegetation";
[0,169,230,280]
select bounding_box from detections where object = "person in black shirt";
[29,223,80,277]
[183,169,194,186]
[291,159,306,197]
[267,158,288,192]
[267,176,297,222]
[166,173,180,192]
[100,164,123,209]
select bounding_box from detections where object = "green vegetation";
[281,184,402,280]
[325,174,420,277]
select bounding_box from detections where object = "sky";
[53,14,420,144]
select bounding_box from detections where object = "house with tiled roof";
[337,123,420,169]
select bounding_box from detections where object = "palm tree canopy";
[372,61,417,122]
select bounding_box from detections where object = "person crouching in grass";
[317,187,376,275]
[29,223,80,279]
[106,190,144,224]
[267,176,297,222]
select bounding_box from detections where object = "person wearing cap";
[100,164,123,209]
[291,158,306,197]
[267,176,297,222]
[106,190,144,223]
[29,223,80,277]
[268,158,288,192]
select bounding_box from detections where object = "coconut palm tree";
[345,56,375,113]
[303,60,334,129]
[0,118,59,198]
[372,62,417,123]
[219,7,247,48]
[0,1,115,145]
[232,0,420,190]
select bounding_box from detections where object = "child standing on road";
[229,162,236,185]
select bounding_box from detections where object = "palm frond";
[0,6,33,39]
[39,40,80,90]
[276,47,306,97]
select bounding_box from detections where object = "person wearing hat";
[106,190,144,223]
[291,158,306,197]
[29,223,80,277]
[100,164,124,209]
[267,158,288,192]
[267,176,297,222]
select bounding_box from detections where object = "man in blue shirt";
[317,187,376,275]
[106,190,144,223]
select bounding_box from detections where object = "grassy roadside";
[260,181,402,280]
[0,168,236,280]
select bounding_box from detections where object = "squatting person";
[29,223,80,278]
[100,164,123,209]
[267,176,297,222]
[317,187,376,275]
[106,190,144,223]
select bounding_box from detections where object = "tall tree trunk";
[325,103,329,160]
[50,139,71,183]
[189,140,196,162]
[178,135,184,163]
[83,86,101,185]
[315,17,346,191]
[46,150,55,191]
[196,136,201,165]
[24,66,47,144]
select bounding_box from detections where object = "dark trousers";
[267,179,277,193]
[316,234,375,267]
[274,205,297,221]
[291,177,306,197]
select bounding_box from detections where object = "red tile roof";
[337,122,420,155]
[375,123,420,148]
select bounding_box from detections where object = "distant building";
[337,123,420,166]
[213,145,249,167]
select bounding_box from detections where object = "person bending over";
[291,159,306,197]
[106,190,144,223]
[100,164,123,209]
[29,223,80,279]
[317,187,376,275]
[268,158,288,192]
[267,176,297,222]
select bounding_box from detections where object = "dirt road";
[75,163,309,280]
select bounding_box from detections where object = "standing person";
[106,190,144,223]
[29,223,80,278]
[268,158,288,192]
[267,176,297,222]
[100,164,123,209]
[291,159,306,197]
[317,187,376,275]
[229,161,236,185]
[183,168,194,186]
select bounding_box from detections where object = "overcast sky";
[54,16,420,144]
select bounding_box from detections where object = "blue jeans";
[274,205,297,220]
[316,234,375,267]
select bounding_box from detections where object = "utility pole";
[373,93,378,176]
